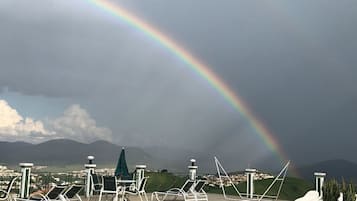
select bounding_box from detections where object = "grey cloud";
[48,104,113,143]
[0,99,112,143]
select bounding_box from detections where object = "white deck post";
[135,165,147,189]
[19,163,33,198]
[188,159,198,181]
[314,172,326,197]
[245,168,256,199]
[84,156,96,198]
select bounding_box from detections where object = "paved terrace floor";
[84,193,287,201]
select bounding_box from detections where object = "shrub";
[323,179,340,201]
[341,180,356,201]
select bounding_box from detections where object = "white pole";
[84,156,96,198]
[314,172,326,198]
[19,163,33,198]
[245,169,256,199]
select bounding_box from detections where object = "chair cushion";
[0,194,6,199]
[103,176,117,191]
[65,186,82,199]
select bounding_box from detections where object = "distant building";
[0,165,21,177]
[0,165,21,190]
[204,170,274,187]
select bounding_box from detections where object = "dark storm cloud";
[0,0,357,166]
[0,0,255,157]
[125,0,357,164]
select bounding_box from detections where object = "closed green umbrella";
[115,148,130,179]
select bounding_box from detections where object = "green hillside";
[145,173,313,201]
[145,172,188,192]
[205,177,313,200]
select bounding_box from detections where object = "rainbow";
[88,0,293,171]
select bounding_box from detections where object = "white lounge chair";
[0,177,18,201]
[61,185,83,201]
[192,180,208,201]
[151,180,196,201]
[215,156,290,201]
[125,177,148,201]
[338,192,343,201]
[91,174,103,194]
[294,190,320,201]
[88,173,102,201]
[27,185,67,201]
[98,176,123,201]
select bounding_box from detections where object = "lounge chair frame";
[98,176,123,201]
[151,180,197,201]
[62,185,83,201]
[214,157,289,201]
[192,180,208,201]
[125,177,148,201]
[27,185,67,201]
[0,177,18,201]
[88,173,102,201]
[90,173,103,194]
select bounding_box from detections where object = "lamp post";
[188,159,198,181]
[245,168,256,199]
[314,172,326,197]
[19,163,33,198]
[84,156,96,198]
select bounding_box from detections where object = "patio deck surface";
[85,193,287,201]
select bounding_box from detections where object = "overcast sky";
[0,0,356,166]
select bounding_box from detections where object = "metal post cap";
[136,165,147,169]
[314,172,326,177]
[245,168,257,173]
[19,163,34,167]
[84,164,96,168]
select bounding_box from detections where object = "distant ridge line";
[0,139,152,167]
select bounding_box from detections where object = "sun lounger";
[27,185,67,201]
[98,176,123,201]
[0,177,18,201]
[125,177,148,201]
[151,180,196,201]
[294,190,320,201]
[90,173,102,194]
[61,185,83,201]
[192,180,208,201]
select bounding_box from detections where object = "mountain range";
[1,139,357,181]
[0,139,220,172]
[0,139,152,168]
[297,159,357,182]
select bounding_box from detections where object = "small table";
[116,180,136,201]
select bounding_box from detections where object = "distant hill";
[0,139,213,172]
[298,159,357,182]
[0,139,152,169]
